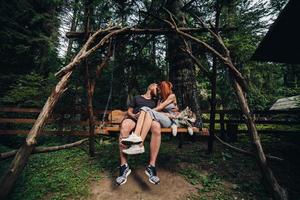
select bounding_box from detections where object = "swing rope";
[99,39,116,129]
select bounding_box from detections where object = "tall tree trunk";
[86,64,96,157]
[166,0,203,128]
[84,0,95,157]
[208,0,221,153]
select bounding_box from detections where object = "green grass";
[1,133,300,200]
[1,140,103,200]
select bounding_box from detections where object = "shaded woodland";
[0,0,300,200]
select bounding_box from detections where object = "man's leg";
[116,119,136,186]
[119,119,136,165]
[145,121,161,184]
[149,121,161,166]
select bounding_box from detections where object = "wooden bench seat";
[0,108,209,136]
[96,110,209,136]
[99,126,209,136]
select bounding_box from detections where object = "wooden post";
[207,63,216,153]
[220,111,225,139]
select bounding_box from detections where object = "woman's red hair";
[158,81,173,101]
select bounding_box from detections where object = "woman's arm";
[154,94,176,111]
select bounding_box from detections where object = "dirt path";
[87,168,198,200]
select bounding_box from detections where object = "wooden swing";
[96,110,209,136]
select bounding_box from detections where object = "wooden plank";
[220,119,300,125]
[0,118,114,125]
[0,130,91,136]
[237,130,300,135]
[0,127,209,136]
[1,117,298,126]
[1,107,299,115]
[102,127,209,136]
[0,107,41,113]
[0,107,113,115]
[0,118,37,124]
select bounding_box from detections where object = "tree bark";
[84,0,95,157]
[0,139,88,160]
[86,64,96,157]
[166,0,203,128]
[208,0,221,154]
[208,61,217,153]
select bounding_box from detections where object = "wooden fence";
[0,107,299,137]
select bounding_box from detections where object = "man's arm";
[127,107,139,120]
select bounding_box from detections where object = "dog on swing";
[170,106,196,136]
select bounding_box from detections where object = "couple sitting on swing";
[116,81,181,186]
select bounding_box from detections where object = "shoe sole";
[122,149,145,155]
[116,169,131,186]
[121,140,142,146]
[145,170,160,185]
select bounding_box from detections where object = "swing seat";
[96,110,209,136]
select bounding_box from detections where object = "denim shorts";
[140,106,172,128]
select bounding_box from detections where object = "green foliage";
[0,72,56,107]
[0,0,62,98]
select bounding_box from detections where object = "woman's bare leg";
[140,112,153,141]
[134,111,146,136]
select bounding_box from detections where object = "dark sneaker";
[116,164,131,185]
[145,165,160,184]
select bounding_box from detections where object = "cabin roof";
[270,95,300,110]
[251,0,300,64]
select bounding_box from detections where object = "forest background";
[0,0,299,112]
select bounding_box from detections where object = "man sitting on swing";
[116,83,161,185]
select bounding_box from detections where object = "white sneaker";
[121,132,142,145]
[171,124,178,136]
[122,145,145,155]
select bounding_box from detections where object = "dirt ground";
[87,168,198,200]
